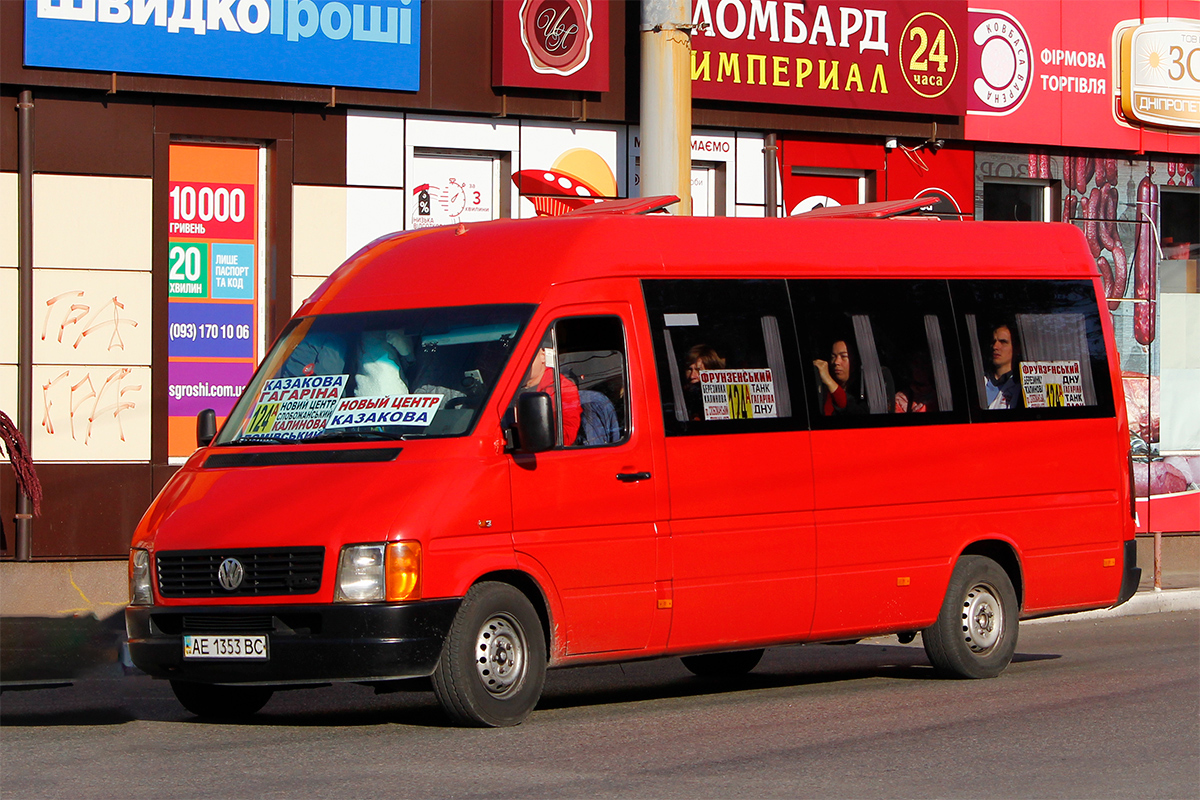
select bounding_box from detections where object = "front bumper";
[126,599,460,685]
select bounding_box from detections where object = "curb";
[1024,588,1200,625]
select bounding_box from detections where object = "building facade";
[2,0,1197,560]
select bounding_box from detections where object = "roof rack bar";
[790,196,942,219]
[563,195,681,216]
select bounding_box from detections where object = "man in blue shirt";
[985,323,1020,409]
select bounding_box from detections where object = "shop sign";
[964,1,1198,152]
[166,143,262,459]
[690,0,967,115]
[1116,19,1200,130]
[24,0,420,91]
[493,0,610,92]
[965,8,1032,116]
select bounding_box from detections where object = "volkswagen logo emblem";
[217,557,245,591]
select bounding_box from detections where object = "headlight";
[129,548,152,606]
[335,542,422,603]
[335,544,386,602]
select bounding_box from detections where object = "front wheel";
[432,582,547,727]
[170,680,273,720]
[923,555,1019,679]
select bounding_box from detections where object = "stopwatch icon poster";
[408,154,498,230]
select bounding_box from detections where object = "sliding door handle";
[616,471,652,483]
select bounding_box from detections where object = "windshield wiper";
[305,429,409,443]
[223,435,297,446]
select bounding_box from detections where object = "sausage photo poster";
[975,148,1198,520]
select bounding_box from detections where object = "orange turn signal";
[386,541,422,602]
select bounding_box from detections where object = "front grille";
[156,547,324,597]
[149,612,322,636]
[181,614,274,633]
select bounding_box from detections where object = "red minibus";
[127,200,1140,726]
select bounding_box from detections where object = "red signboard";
[168,181,256,241]
[964,0,1199,152]
[691,0,968,115]
[493,0,610,92]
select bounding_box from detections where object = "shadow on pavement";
[0,641,1066,729]
[0,613,125,687]
[0,706,137,727]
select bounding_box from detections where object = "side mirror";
[197,408,217,448]
[515,392,555,453]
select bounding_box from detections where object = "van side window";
[951,280,1114,419]
[642,279,804,436]
[791,279,967,428]
[510,316,630,448]
[558,317,629,447]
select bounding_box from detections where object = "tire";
[681,649,764,677]
[923,555,1019,679]
[432,582,547,727]
[170,681,273,720]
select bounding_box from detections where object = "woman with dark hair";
[682,344,725,421]
[813,337,868,416]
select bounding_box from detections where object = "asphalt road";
[2,611,1197,799]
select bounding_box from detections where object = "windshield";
[215,304,533,445]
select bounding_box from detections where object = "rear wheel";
[432,582,547,727]
[170,681,273,720]
[923,555,1019,679]
[681,649,765,677]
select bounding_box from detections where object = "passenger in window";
[984,322,1021,409]
[280,332,347,379]
[577,389,620,445]
[813,339,868,416]
[894,351,938,413]
[683,344,725,421]
[517,334,581,445]
[354,330,413,396]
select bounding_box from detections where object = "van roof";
[299,215,1096,316]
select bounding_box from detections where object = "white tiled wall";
[33,175,152,270]
[29,175,153,461]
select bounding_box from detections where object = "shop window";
[787,167,873,215]
[951,280,1114,420]
[790,280,967,429]
[633,159,728,216]
[690,161,727,217]
[982,181,1051,222]
[1159,188,1199,293]
[642,280,803,436]
[407,148,510,229]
